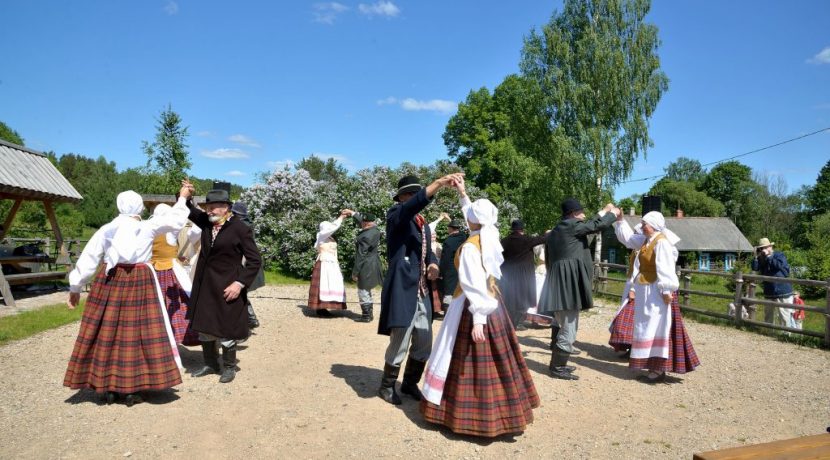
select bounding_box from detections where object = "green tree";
[56,153,120,227]
[806,158,830,216]
[664,157,706,187]
[142,105,191,193]
[701,161,764,240]
[0,121,24,145]
[648,178,725,217]
[296,155,348,182]
[803,212,830,296]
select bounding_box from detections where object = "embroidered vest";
[151,234,177,271]
[636,233,666,284]
[452,234,498,298]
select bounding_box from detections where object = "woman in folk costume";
[308,210,350,316]
[421,180,539,437]
[608,249,638,356]
[151,203,201,346]
[64,190,189,406]
[614,211,700,383]
[527,244,552,327]
[426,213,449,316]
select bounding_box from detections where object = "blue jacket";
[751,251,793,299]
[378,188,438,335]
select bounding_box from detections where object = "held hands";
[224,282,242,302]
[67,292,80,309]
[471,324,485,343]
[439,212,450,221]
[340,209,355,218]
[427,263,440,280]
[180,179,195,199]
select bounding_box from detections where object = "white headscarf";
[464,198,504,280]
[105,191,146,270]
[642,211,681,245]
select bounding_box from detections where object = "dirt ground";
[0,284,828,459]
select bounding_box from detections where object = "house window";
[608,248,617,265]
[699,253,711,271]
[724,253,736,271]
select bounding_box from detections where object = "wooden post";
[732,271,744,327]
[42,201,70,264]
[746,282,757,320]
[0,198,23,240]
[682,273,691,309]
[825,278,830,348]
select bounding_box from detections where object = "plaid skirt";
[629,292,700,374]
[421,301,540,437]
[307,261,347,310]
[609,298,635,352]
[156,268,199,346]
[64,264,182,394]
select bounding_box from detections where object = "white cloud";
[358,1,400,17]
[226,170,246,177]
[201,148,250,159]
[163,1,179,15]
[376,96,398,105]
[378,96,458,114]
[807,46,830,64]
[313,2,349,24]
[195,130,213,137]
[228,134,261,148]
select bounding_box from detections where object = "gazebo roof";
[0,139,83,203]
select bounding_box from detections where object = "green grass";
[598,270,827,348]
[264,268,309,285]
[0,301,85,346]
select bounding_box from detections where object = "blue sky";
[1,1,828,201]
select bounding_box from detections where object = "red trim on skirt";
[64,264,182,394]
[307,260,347,310]
[420,300,540,437]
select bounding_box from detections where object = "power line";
[621,126,830,184]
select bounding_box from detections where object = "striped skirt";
[64,264,182,394]
[156,268,199,346]
[609,298,635,352]
[420,301,540,437]
[307,260,347,310]
[629,292,700,374]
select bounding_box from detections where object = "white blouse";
[456,230,499,325]
[68,197,190,293]
[614,220,679,294]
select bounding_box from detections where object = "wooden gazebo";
[0,138,83,306]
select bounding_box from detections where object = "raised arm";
[614,219,646,250]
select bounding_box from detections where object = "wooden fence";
[594,262,830,348]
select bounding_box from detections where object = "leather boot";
[549,347,579,380]
[550,325,561,350]
[400,357,426,401]
[247,303,260,329]
[219,345,237,383]
[377,363,402,405]
[191,341,221,377]
[357,304,373,323]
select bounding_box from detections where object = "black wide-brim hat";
[206,189,233,205]
[448,218,464,229]
[393,175,423,202]
[561,197,583,216]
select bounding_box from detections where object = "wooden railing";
[594,262,830,348]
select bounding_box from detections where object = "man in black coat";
[349,211,384,323]
[377,173,462,405]
[499,219,548,330]
[181,181,262,384]
[438,218,466,310]
[232,200,265,329]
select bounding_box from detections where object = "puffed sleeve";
[68,226,108,293]
[654,238,680,294]
[457,242,499,325]
[614,220,646,250]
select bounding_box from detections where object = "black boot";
[377,363,402,405]
[219,345,237,383]
[549,347,579,380]
[191,341,221,377]
[247,303,260,329]
[357,304,373,323]
[550,325,561,350]
[400,357,426,401]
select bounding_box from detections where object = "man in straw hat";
[751,237,796,329]
[376,172,464,405]
[181,180,262,384]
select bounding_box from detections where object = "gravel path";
[0,284,827,459]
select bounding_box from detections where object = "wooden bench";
[694,433,830,459]
[0,257,68,308]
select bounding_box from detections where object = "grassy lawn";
[0,301,85,346]
[264,268,309,285]
[597,270,827,348]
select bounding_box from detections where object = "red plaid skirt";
[629,292,700,374]
[609,298,635,352]
[307,261,346,310]
[156,268,199,346]
[64,264,182,394]
[421,301,540,437]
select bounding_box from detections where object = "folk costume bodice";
[151,234,178,271]
[636,234,667,285]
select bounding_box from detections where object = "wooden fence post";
[682,272,691,309]
[746,282,757,321]
[732,271,744,327]
[824,278,830,348]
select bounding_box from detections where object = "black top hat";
[393,175,423,202]
[561,198,583,217]
[511,219,525,231]
[448,218,464,229]
[206,189,233,205]
[231,201,248,216]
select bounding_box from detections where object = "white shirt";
[614,220,679,294]
[456,230,500,325]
